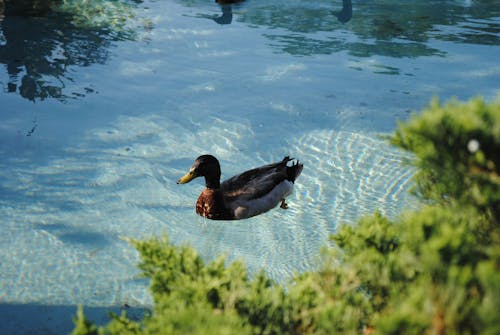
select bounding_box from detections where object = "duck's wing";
[221,157,298,201]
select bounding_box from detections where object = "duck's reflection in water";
[199,0,352,26]
[334,0,352,23]
[193,0,245,25]
[214,0,245,24]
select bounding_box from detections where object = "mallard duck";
[177,155,303,220]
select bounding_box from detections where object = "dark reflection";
[280,1,498,57]
[213,3,235,25]
[195,0,245,25]
[0,1,141,102]
[0,15,106,101]
[182,0,500,59]
[0,0,59,17]
[334,0,352,24]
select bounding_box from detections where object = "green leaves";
[71,306,98,335]
[132,236,293,335]
[392,95,500,221]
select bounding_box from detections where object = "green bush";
[72,95,500,334]
[392,96,500,221]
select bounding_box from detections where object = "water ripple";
[0,115,417,305]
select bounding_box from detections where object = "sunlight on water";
[293,129,415,222]
[0,113,416,306]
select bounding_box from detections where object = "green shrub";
[392,95,500,222]
[72,95,500,334]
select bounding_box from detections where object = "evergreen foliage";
[72,95,500,334]
[392,96,500,221]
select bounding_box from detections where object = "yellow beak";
[177,170,196,184]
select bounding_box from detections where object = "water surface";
[1,0,499,332]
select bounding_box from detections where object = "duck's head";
[177,155,221,189]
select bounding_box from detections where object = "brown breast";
[196,189,233,220]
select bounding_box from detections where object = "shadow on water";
[0,0,145,102]
[0,303,148,335]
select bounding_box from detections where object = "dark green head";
[177,155,222,189]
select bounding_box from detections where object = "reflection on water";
[195,1,244,25]
[0,15,107,101]
[0,0,147,101]
[1,0,498,102]
[184,0,500,58]
[0,0,59,17]
[212,0,245,25]
[334,0,352,24]
[200,0,352,26]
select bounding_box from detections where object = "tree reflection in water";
[0,1,144,102]
[2,0,499,101]
[261,0,499,57]
[184,0,499,58]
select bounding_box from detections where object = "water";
[1,0,499,333]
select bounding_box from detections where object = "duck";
[177,155,303,220]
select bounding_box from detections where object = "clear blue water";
[1,0,500,332]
